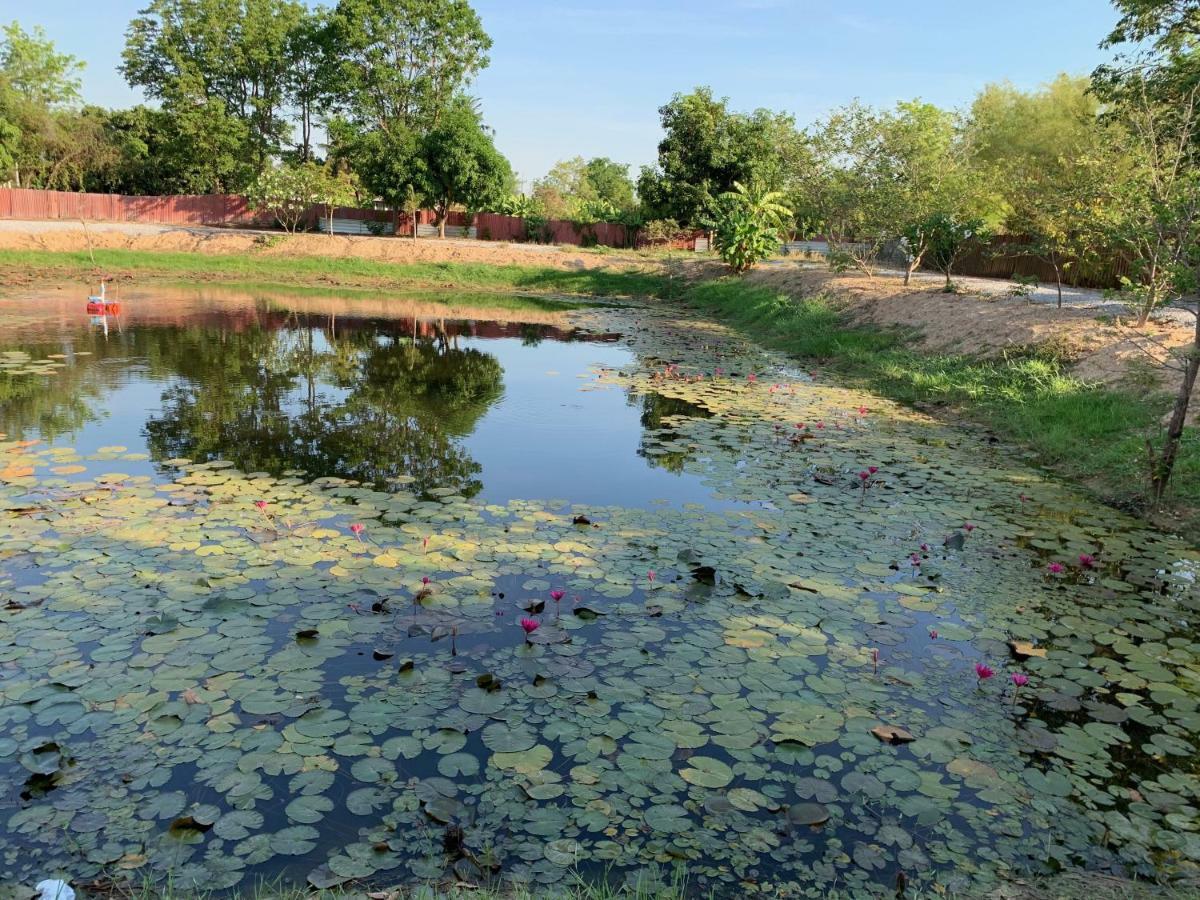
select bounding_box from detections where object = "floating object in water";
[86,280,120,315]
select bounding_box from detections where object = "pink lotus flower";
[929,629,938,639]
[1047,562,1064,574]
[816,422,825,429]
[1079,553,1096,569]
[550,589,565,602]
[349,523,364,541]
[421,576,430,585]
[920,543,929,552]
[520,617,540,636]
[795,423,805,429]
[963,522,976,533]
[647,570,656,582]
[975,663,994,680]
[254,500,268,510]
[858,471,870,481]
[868,466,878,474]
[747,373,757,382]
[1011,673,1029,687]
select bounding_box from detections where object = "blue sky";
[14,0,1121,189]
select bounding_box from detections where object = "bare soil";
[0,220,645,271]
[745,265,1195,404]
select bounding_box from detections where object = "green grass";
[0,248,669,299]
[682,278,1200,530]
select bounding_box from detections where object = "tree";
[0,22,79,107]
[805,102,905,276]
[713,181,791,274]
[968,75,1119,306]
[248,161,325,232]
[637,87,806,227]
[533,156,590,219]
[400,183,423,240]
[122,0,305,168]
[328,0,491,133]
[1103,0,1200,52]
[584,157,636,211]
[0,22,81,106]
[285,9,336,162]
[418,102,511,237]
[881,101,987,284]
[316,164,359,236]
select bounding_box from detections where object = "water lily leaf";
[680,756,733,788]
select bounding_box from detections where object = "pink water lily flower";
[520,617,540,636]
[868,466,878,474]
[910,554,921,567]
[349,523,364,540]
[1047,562,1064,574]
[647,570,656,582]
[1079,553,1096,569]
[858,471,870,481]
[857,406,868,415]
[421,576,430,586]
[963,522,976,533]
[254,500,268,510]
[929,629,938,639]
[550,589,565,602]
[1011,673,1029,687]
[975,662,995,680]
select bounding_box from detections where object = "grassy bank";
[683,278,1200,534]
[0,248,669,298]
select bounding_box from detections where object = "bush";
[712,182,791,273]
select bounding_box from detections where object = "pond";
[0,283,1197,897]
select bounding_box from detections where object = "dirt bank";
[0,220,647,272]
[745,264,1195,402]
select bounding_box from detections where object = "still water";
[0,286,728,510]
[1,283,1198,897]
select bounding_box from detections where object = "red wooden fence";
[0,187,667,250]
[0,188,275,226]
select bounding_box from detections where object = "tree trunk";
[1152,313,1200,501]
[438,212,446,239]
[411,211,418,241]
[1055,266,1063,309]
[327,205,334,239]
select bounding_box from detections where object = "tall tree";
[418,101,511,236]
[328,0,491,133]
[0,22,81,106]
[122,0,304,168]
[637,87,807,228]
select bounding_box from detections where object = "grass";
[84,867,691,900]
[0,248,669,299]
[682,278,1200,534]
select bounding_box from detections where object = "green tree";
[122,0,305,168]
[0,22,81,106]
[805,102,905,276]
[328,0,491,133]
[1103,0,1200,52]
[637,87,806,228]
[417,102,511,237]
[713,181,791,274]
[400,183,423,240]
[248,161,324,232]
[968,75,1120,305]
[584,157,636,211]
